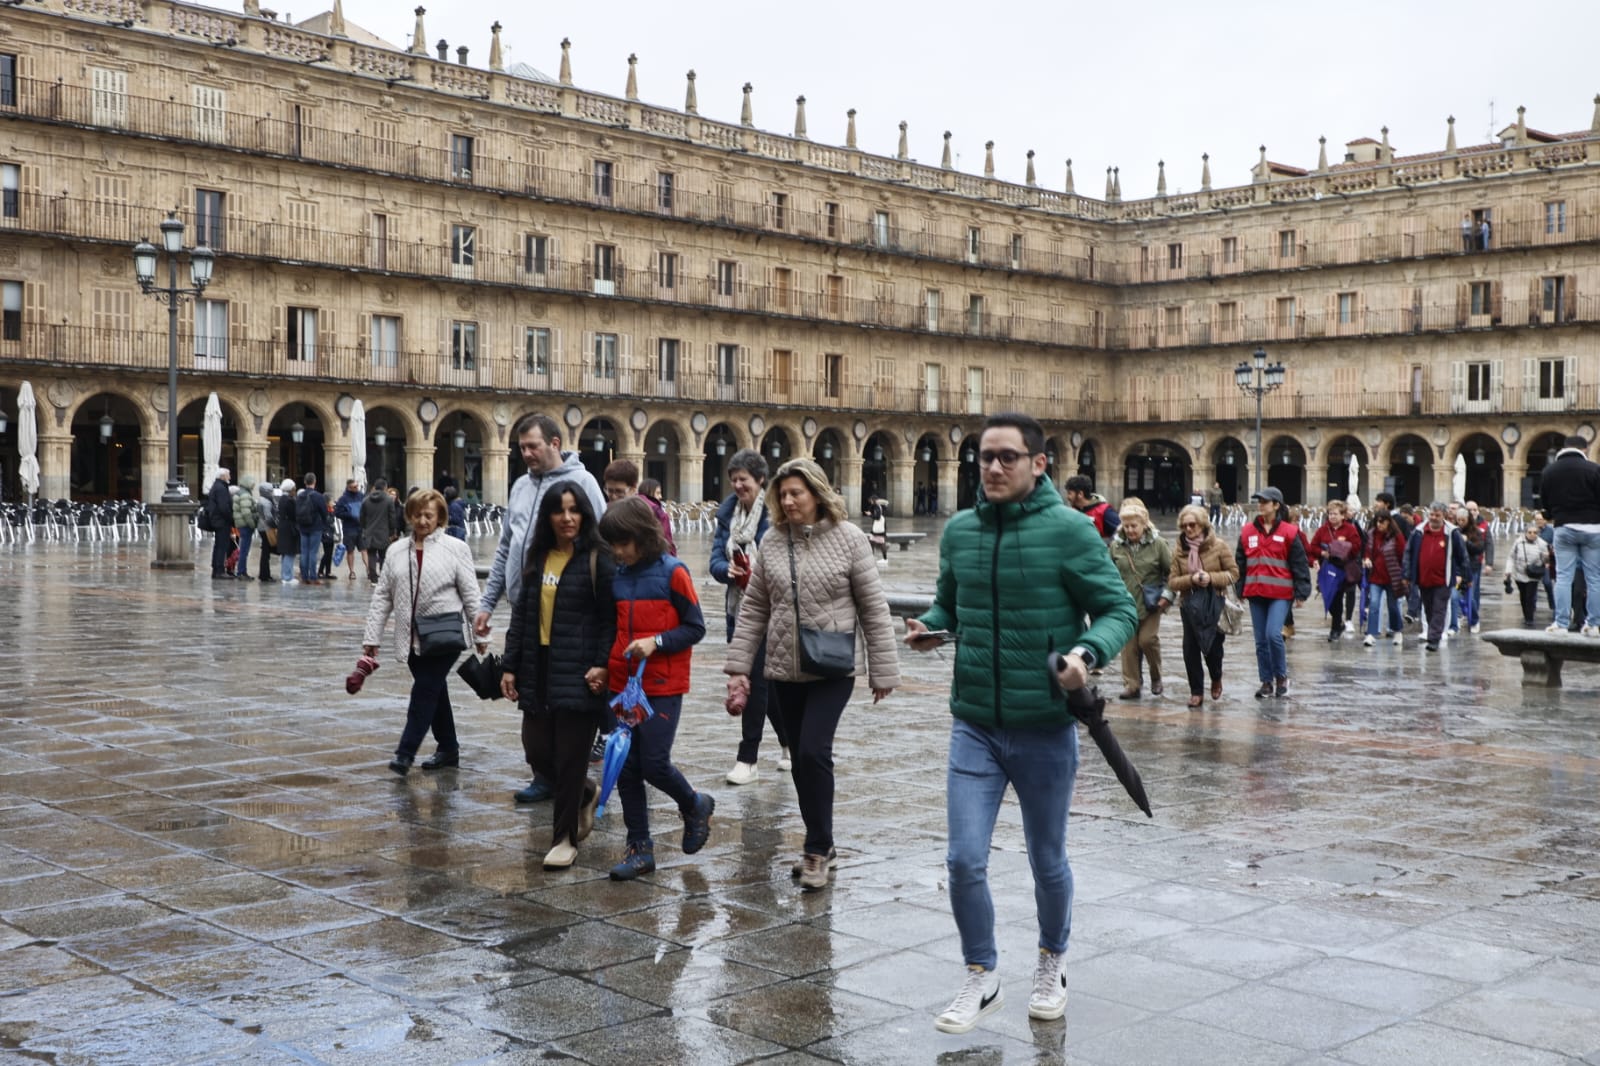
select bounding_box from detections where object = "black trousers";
[1181,622,1225,696]
[397,651,460,759]
[256,534,274,580]
[210,532,230,576]
[523,705,598,847]
[1329,583,1359,633]
[736,637,789,764]
[1516,579,1541,624]
[773,677,854,857]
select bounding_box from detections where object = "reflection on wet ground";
[2,524,1598,1064]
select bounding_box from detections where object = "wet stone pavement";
[1,522,1599,1065]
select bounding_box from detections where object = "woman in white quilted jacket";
[363,488,481,776]
[725,458,900,891]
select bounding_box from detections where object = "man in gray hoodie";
[474,413,606,803]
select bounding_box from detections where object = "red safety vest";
[1241,519,1300,600]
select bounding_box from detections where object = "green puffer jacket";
[233,475,260,530]
[917,477,1138,729]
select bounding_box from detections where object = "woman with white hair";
[724,458,900,891]
[1108,498,1173,699]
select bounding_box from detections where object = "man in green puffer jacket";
[907,411,1136,1036]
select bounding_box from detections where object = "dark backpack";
[296,491,319,531]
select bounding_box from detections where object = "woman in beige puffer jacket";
[725,458,899,890]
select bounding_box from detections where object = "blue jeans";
[1247,597,1290,682]
[280,549,299,583]
[947,718,1077,970]
[615,694,697,845]
[299,531,321,581]
[1553,526,1600,628]
[1364,584,1402,636]
[234,528,254,577]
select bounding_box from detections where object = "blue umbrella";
[1316,562,1343,616]
[596,660,655,820]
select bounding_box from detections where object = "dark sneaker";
[681,793,715,855]
[514,778,553,803]
[589,733,607,765]
[1274,676,1288,697]
[1254,681,1273,699]
[609,840,655,881]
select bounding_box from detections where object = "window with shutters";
[1275,296,1296,336]
[824,353,843,400]
[1336,292,1356,325]
[1470,282,1492,316]
[1466,361,1492,402]
[521,327,551,374]
[369,213,389,270]
[450,224,475,278]
[1167,242,1183,271]
[450,134,474,181]
[770,348,790,396]
[1008,368,1026,400]
[92,174,129,233]
[1163,306,1182,343]
[450,321,477,370]
[591,332,618,379]
[1011,234,1024,269]
[771,267,792,310]
[287,200,318,242]
[966,366,985,415]
[1216,300,1240,340]
[925,288,941,331]
[195,189,225,250]
[967,294,984,333]
[1538,358,1568,400]
[1221,236,1238,264]
[770,192,787,230]
[1545,201,1567,236]
[371,119,399,165]
[286,307,317,362]
[524,234,548,276]
[823,201,839,239]
[923,363,942,413]
[592,244,617,295]
[714,182,734,222]
[1,163,18,220]
[1542,276,1568,319]
[874,358,895,405]
[371,315,400,368]
[91,287,131,332]
[966,226,981,264]
[715,343,738,387]
[656,172,675,213]
[1049,373,1064,403]
[195,299,227,362]
[657,338,679,383]
[0,54,16,108]
[592,160,614,203]
[872,210,891,248]
[657,251,677,292]
[716,260,738,298]
[191,85,226,142]
[1277,229,1297,260]
[290,104,311,157]
[1,280,20,341]
[91,67,127,128]
[824,274,844,315]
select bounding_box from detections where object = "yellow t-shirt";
[540,547,572,646]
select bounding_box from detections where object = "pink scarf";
[1183,533,1205,575]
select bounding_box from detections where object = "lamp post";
[133,213,214,568]
[1234,346,1286,497]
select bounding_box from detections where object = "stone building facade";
[3,0,1599,513]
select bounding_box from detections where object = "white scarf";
[728,494,765,554]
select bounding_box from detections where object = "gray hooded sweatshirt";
[480,451,607,617]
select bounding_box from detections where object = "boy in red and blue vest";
[596,497,711,881]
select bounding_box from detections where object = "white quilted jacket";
[725,518,901,688]
[362,530,482,659]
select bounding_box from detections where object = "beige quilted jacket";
[362,531,482,660]
[725,519,901,688]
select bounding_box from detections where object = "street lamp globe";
[189,246,215,289]
[1233,361,1252,390]
[99,413,115,441]
[1266,361,1287,389]
[132,240,158,287]
[373,426,387,447]
[1252,346,1268,371]
[159,214,184,254]
[452,427,467,450]
[290,421,305,444]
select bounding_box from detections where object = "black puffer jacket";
[275,491,300,556]
[502,547,616,717]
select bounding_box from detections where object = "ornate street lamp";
[453,427,468,450]
[1234,345,1286,496]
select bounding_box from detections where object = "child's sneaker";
[934,965,1002,1034]
[681,793,715,855]
[609,840,655,881]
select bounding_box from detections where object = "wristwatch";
[653,634,664,651]
[1067,645,1097,669]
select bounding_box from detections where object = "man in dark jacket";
[334,480,364,579]
[206,468,234,579]
[359,478,395,580]
[1537,435,1600,634]
[295,472,328,585]
[907,412,1137,1035]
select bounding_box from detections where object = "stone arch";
[63,385,156,440]
[1264,435,1308,506]
[1118,438,1193,514]
[1210,435,1250,504]
[1383,433,1435,507]
[433,405,493,500]
[1321,434,1371,505]
[914,432,943,514]
[68,389,152,501]
[1451,432,1504,507]
[1074,436,1104,492]
[1524,429,1571,509]
[643,419,685,500]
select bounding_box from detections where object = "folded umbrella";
[1316,562,1343,615]
[1051,653,1152,818]
[597,660,655,819]
[455,650,503,701]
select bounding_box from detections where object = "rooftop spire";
[1064,158,1074,194]
[328,0,345,37]
[558,38,572,86]
[1316,135,1328,173]
[488,21,503,72]
[685,70,697,115]
[1254,144,1268,181]
[846,109,857,148]
[1200,152,1211,191]
[794,96,808,140]
[1515,105,1527,145]
[1026,149,1037,187]
[984,141,995,178]
[1592,95,1600,133]
[1445,114,1457,153]
[897,121,909,160]
[409,7,428,56]
[1380,125,1391,162]
[741,83,753,127]
[1155,159,1165,196]
[625,54,638,101]
[1112,166,1121,201]
[941,131,952,170]
[1105,166,1114,199]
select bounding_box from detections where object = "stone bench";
[1481,628,1600,687]
[885,591,935,619]
[884,532,927,551]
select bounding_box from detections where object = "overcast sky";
[323,0,1599,198]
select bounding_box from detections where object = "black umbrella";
[456,650,504,701]
[1051,654,1152,818]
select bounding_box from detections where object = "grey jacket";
[725,518,901,688]
[481,452,607,617]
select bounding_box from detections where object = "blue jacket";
[334,489,363,538]
[446,498,467,539]
[1402,523,1471,589]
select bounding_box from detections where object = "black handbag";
[788,532,855,679]
[409,548,466,657]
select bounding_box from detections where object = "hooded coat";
[481,452,607,617]
[232,474,260,530]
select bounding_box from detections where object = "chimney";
[435,39,448,62]
[456,46,468,66]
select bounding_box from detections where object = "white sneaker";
[934,965,1002,1034]
[1362,635,1375,647]
[1546,623,1566,633]
[1470,624,1482,634]
[1027,950,1068,1021]
[1392,632,1405,647]
[1584,625,1600,638]
[776,747,792,771]
[725,761,759,786]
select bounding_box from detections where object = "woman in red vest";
[1234,487,1311,698]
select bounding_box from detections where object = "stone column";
[936,459,960,516]
[233,439,270,491]
[888,458,915,518]
[838,456,864,517]
[404,443,435,496]
[678,453,705,503]
[323,439,352,494]
[37,432,72,501]
[481,445,509,507]
[618,450,647,490]
[1502,462,1528,510]
[140,436,169,503]
[149,501,196,570]
[1191,461,1215,507]
[1432,461,1455,503]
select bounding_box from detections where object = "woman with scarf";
[1361,511,1408,646]
[1168,505,1239,707]
[709,448,790,785]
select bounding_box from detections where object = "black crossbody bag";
[411,545,467,657]
[788,531,855,679]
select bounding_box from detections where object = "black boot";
[388,753,413,776]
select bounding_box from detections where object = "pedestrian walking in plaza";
[1402,502,1471,651]
[255,479,277,581]
[1062,475,1120,543]
[1236,487,1311,698]
[231,473,259,580]
[1205,481,1225,526]
[317,496,338,580]
[334,479,364,577]
[1361,511,1408,646]
[1108,498,1172,699]
[1308,500,1365,641]
[725,458,899,890]
[906,412,1136,1035]
[360,478,395,581]
[276,478,300,585]
[597,496,711,882]
[296,472,327,585]
[1534,510,1556,609]
[362,488,480,775]
[205,467,233,579]
[499,482,614,870]
[1169,504,1238,707]
[708,448,790,786]
[443,485,467,540]
[1454,510,1488,634]
[602,459,676,553]
[476,413,607,804]
[1505,526,1553,625]
[1536,436,1600,635]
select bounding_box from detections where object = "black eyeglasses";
[977,449,1035,470]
